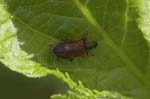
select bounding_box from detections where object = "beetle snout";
[85,41,98,50]
[91,41,98,48]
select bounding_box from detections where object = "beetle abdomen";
[53,40,86,59]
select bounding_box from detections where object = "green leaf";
[51,91,132,99]
[136,0,150,43]
[0,0,149,99]
[0,1,132,98]
[136,0,150,89]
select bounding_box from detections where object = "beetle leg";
[49,44,53,47]
[49,43,55,48]
[87,52,94,56]
[81,51,89,57]
[86,51,89,55]
[56,57,61,61]
[60,39,68,42]
[81,33,88,40]
[81,37,86,50]
[82,38,86,43]
[81,33,88,49]
[69,58,74,62]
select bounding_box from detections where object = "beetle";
[52,38,98,61]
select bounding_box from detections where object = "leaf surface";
[0,0,149,99]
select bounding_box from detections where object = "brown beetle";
[53,38,98,61]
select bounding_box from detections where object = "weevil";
[52,38,98,61]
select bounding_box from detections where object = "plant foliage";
[0,0,150,99]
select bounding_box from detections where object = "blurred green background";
[0,63,68,99]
